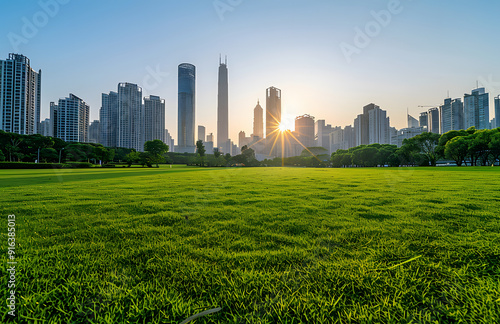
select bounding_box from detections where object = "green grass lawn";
[1,166,500,323]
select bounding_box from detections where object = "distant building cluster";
[1,53,499,158]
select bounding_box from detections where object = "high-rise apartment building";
[253,100,263,139]
[0,54,41,135]
[368,105,390,145]
[464,88,489,130]
[39,118,50,137]
[316,120,334,152]
[178,63,196,152]
[217,58,228,150]
[143,95,165,144]
[49,101,58,137]
[99,91,118,147]
[118,83,143,151]
[55,94,89,143]
[88,120,100,144]
[354,103,389,146]
[164,129,174,152]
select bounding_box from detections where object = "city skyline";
[3,1,500,143]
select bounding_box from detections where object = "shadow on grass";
[0,167,227,188]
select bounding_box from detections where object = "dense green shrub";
[62,162,94,168]
[0,162,64,169]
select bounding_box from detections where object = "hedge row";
[0,162,93,169]
[0,162,64,169]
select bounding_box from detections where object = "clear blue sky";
[2,0,500,142]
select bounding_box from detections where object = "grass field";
[1,166,500,323]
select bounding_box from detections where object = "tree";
[445,136,468,166]
[413,132,440,166]
[196,140,206,166]
[125,151,140,167]
[5,134,22,162]
[144,139,169,167]
[436,130,468,159]
[467,131,490,166]
[489,132,500,166]
[40,148,58,163]
[213,148,221,158]
[376,145,398,166]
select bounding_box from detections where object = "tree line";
[0,130,170,167]
[331,127,500,167]
[2,126,499,168]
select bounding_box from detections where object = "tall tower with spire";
[217,55,229,152]
[253,100,263,139]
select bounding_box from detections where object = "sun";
[278,123,289,132]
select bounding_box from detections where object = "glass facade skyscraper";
[464,87,489,130]
[178,63,196,152]
[495,96,500,129]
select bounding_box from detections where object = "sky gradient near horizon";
[2,0,500,143]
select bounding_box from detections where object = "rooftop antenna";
[219,54,221,65]
[447,90,450,98]
[476,80,479,89]
[225,55,227,65]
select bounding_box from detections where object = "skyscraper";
[253,100,263,139]
[295,114,315,148]
[354,103,388,146]
[266,87,281,157]
[178,63,196,152]
[440,98,452,134]
[495,96,500,129]
[0,53,41,135]
[217,57,228,151]
[143,95,165,144]
[464,87,489,130]
[118,83,143,151]
[99,91,118,147]
[428,108,440,133]
[88,120,100,144]
[440,98,464,134]
[55,94,89,143]
[407,114,419,128]
[419,112,428,130]
[39,118,50,137]
[49,102,58,137]
[451,98,464,131]
[198,125,206,142]
[164,129,174,152]
[368,105,390,145]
